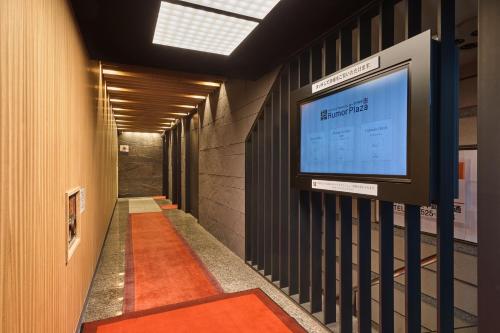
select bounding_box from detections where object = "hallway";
[82,198,328,332]
[3,0,500,332]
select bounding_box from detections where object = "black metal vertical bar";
[339,196,353,333]
[356,16,373,330]
[299,51,310,87]
[338,25,354,333]
[437,0,456,331]
[162,134,169,197]
[252,129,259,265]
[357,15,373,331]
[272,89,280,281]
[172,127,178,204]
[290,59,299,91]
[264,102,273,276]
[405,205,421,333]
[340,27,353,69]
[323,193,336,324]
[171,129,175,203]
[405,0,422,38]
[379,0,395,51]
[378,2,395,332]
[279,70,290,288]
[478,0,500,330]
[177,124,182,207]
[358,14,372,60]
[404,2,422,333]
[379,201,394,333]
[288,59,299,295]
[324,33,338,75]
[185,118,191,213]
[311,43,323,82]
[310,191,322,313]
[323,31,337,324]
[357,199,372,333]
[309,39,323,315]
[258,116,265,270]
[299,190,311,304]
[289,188,299,295]
[245,138,252,262]
[299,47,312,304]
[167,132,171,199]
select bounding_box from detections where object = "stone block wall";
[197,69,279,258]
[118,132,163,197]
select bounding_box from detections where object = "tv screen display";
[300,67,408,176]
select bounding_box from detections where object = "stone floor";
[82,197,332,332]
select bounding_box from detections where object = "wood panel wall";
[0,0,118,332]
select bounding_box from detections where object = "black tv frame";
[290,30,436,206]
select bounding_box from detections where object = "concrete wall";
[118,132,163,197]
[197,69,279,258]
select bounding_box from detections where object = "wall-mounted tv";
[290,30,436,206]
[300,67,409,177]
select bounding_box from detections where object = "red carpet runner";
[123,212,222,312]
[160,204,178,210]
[82,289,306,333]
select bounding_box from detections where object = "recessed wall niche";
[65,187,81,263]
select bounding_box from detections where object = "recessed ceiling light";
[108,86,133,92]
[171,104,196,109]
[169,112,190,116]
[193,81,221,87]
[110,98,131,103]
[181,0,281,19]
[103,69,130,76]
[185,94,206,99]
[153,2,258,55]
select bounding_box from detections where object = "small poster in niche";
[66,187,81,263]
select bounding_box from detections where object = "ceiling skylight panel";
[181,0,281,19]
[153,2,258,55]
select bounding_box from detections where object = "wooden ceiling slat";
[105,77,216,94]
[107,89,207,100]
[114,114,180,120]
[112,103,195,112]
[109,92,203,105]
[116,120,174,125]
[116,124,171,129]
[104,63,220,131]
[102,62,224,84]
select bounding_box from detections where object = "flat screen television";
[289,30,436,205]
[300,67,409,177]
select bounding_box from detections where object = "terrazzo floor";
[82,197,333,333]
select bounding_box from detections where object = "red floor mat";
[82,289,306,333]
[124,212,222,313]
[160,204,178,210]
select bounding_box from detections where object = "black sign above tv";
[290,30,436,206]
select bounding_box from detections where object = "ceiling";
[69,0,374,79]
[76,0,477,133]
[102,63,222,133]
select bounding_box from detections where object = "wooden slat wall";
[0,0,118,332]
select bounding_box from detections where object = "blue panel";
[300,67,408,176]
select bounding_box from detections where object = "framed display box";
[65,187,81,263]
